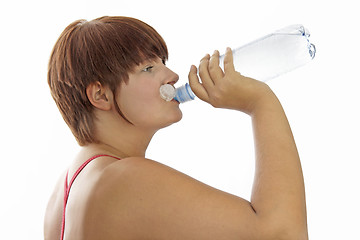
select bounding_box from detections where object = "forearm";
[250,92,307,236]
[189,48,308,238]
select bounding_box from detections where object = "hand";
[188,48,274,114]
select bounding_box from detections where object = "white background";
[1,0,359,239]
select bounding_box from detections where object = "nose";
[166,67,179,85]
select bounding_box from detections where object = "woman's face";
[116,57,182,130]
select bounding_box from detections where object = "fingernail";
[200,54,210,61]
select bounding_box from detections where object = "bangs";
[84,16,169,80]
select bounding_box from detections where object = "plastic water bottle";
[160,24,316,103]
[159,83,195,103]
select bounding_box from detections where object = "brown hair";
[48,16,168,146]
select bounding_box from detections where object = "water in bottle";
[160,24,316,103]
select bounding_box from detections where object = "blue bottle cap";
[174,83,195,103]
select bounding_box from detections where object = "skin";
[44,48,308,239]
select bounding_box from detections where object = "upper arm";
[97,158,267,240]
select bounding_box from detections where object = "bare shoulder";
[44,171,67,240]
[101,156,223,199]
[89,157,264,240]
[104,156,196,183]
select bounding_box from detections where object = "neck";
[87,113,157,159]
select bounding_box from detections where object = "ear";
[86,81,113,111]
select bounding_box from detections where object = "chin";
[173,108,183,121]
[138,107,183,130]
[160,109,183,128]
[169,111,183,125]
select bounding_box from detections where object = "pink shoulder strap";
[60,154,121,240]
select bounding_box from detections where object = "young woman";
[44,16,308,239]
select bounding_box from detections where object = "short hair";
[48,16,168,146]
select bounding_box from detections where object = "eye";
[142,66,154,72]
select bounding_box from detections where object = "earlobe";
[86,81,112,111]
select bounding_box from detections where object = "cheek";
[130,83,160,110]
[136,86,159,102]
[120,79,158,103]
[117,83,163,122]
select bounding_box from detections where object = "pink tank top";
[61,154,121,240]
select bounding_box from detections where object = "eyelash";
[142,59,166,72]
[143,66,154,72]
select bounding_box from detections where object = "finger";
[209,50,224,84]
[223,47,236,73]
[188,65,210,102]
[198,54,214,89]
